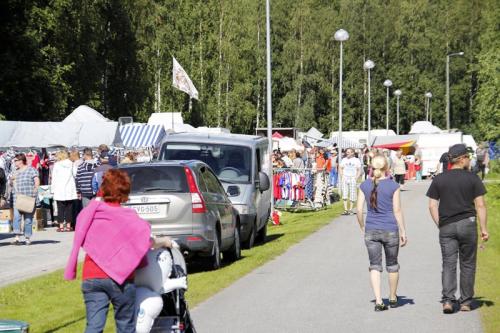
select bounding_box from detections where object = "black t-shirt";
[439,153,450,172]
[426,169,486,226]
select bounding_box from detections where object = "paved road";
[0,226,82,287]
[191,181,483,332]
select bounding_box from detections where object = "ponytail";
[370,168,383,210]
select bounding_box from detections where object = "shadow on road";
[0,239,61,247]
[474,296,495,309]
[370,295,415,307]
[186,233,285,274]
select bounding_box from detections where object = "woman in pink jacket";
[64,169,172,333]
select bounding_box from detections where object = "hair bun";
[373,169,383,179]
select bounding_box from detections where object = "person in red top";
[78,170,173,333]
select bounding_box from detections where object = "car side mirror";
[257,171,270,192]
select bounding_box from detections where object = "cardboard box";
[0,209,12,221]
[0,220,11,233]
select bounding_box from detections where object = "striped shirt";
[76,160,99,197]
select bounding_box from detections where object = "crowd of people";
[0,144,155,245]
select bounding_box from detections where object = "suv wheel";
[209,232,221,270]
[256,221,267,244]
[242,220,256,249]
[223,225,241,262]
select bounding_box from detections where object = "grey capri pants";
[364,229,400,272]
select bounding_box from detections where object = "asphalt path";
[191,180,484,332]
[0,225,82,287]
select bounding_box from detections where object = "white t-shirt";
[340,157,361,178]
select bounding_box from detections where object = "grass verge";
[476,182,500,333]
[0,203,342,332]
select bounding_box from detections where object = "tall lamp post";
[334,28,349,163]
[265,0,273,214]
[364,60,375,147]
[383,79,393,135]
[394,89,402,135]
[425,92,433,122]
[446,51,464,131]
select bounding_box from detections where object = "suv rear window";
[120,166,188,193]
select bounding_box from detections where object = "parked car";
[159,133,271,249]
[118,160,240,269]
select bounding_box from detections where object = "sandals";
[389,296,398,308]
[341,210,350,216]
[374,303,388,312]
[10,239,22,245]
[64,226,74,232]
[56,227,64,232]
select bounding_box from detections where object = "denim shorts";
[364,229,400,272]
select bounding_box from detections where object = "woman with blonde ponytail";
[356,154,407,311]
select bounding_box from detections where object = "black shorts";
[394,174,405,185]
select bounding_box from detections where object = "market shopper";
[426,144,488,314]
[339,148,361,215]
[91,153,113,195]
[51,150,78,232]
[356,155,407,311]
[392,150,406,189]
[64,169,174,333]
[10,153,40,245]
[76,148,99,208]
[474,143,489,180]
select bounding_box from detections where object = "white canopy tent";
[0,121,20,148]
[63,105,110,123]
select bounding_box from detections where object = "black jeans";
[364,229,400,272]
[439,217,478,305]
[82,279,136,333]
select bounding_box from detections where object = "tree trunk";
[296,18,303,127]
[217,1,224,127]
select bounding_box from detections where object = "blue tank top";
[360,178,400,231]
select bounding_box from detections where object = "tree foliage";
[0,0,497,141]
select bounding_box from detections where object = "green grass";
[0,203,342,332]
[476,182,500,333]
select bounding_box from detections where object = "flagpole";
[266,0,273,218]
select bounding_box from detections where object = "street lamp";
[446,51,464,131]
[364,59,375,147]
[394,89,402,135]
[425,92,433,122]
[383,79,393,135]
[334,29,349,163]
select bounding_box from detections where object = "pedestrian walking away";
[426,143,488,314]
[64,169,175,333]
[356,155,407,311]
[76,147,99,208]
[339,148,361,215]
[391,149,406,189]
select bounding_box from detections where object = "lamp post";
[334,28,349,163]
[394,89,402,135]
[364,60,375,147]
[446,51,464,131]
[425,92,432,122]
[265,0,273,214]
[383,79,393,135]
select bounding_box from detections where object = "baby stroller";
[136,247,196,333]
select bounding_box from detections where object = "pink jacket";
[64,199,151,284]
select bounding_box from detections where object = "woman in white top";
[51,150,77,232]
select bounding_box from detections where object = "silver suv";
[118,160,240,269]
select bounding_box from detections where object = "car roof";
[160,132,268,147]
[117,160,205,169]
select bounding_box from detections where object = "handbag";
[14,177,36,213]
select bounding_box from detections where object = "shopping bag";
[15,194,36,213]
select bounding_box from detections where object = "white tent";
[409,121,442,134]
[5,122,82,147]
[0,121,20,148]
[79,122,123,147]
[63,105,110,123]
[148,112,184,131]
[273,136,303,152]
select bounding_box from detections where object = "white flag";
[172,57,199,100]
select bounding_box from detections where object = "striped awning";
[315,136,364,149]
[120,124,166,148]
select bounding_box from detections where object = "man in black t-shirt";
[426,144,488,314]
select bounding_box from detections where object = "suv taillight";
[184,167,207,213]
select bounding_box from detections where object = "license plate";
[133,204,166,217]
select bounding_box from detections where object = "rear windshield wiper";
[219,179,235,184]
[142,187,179,192]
